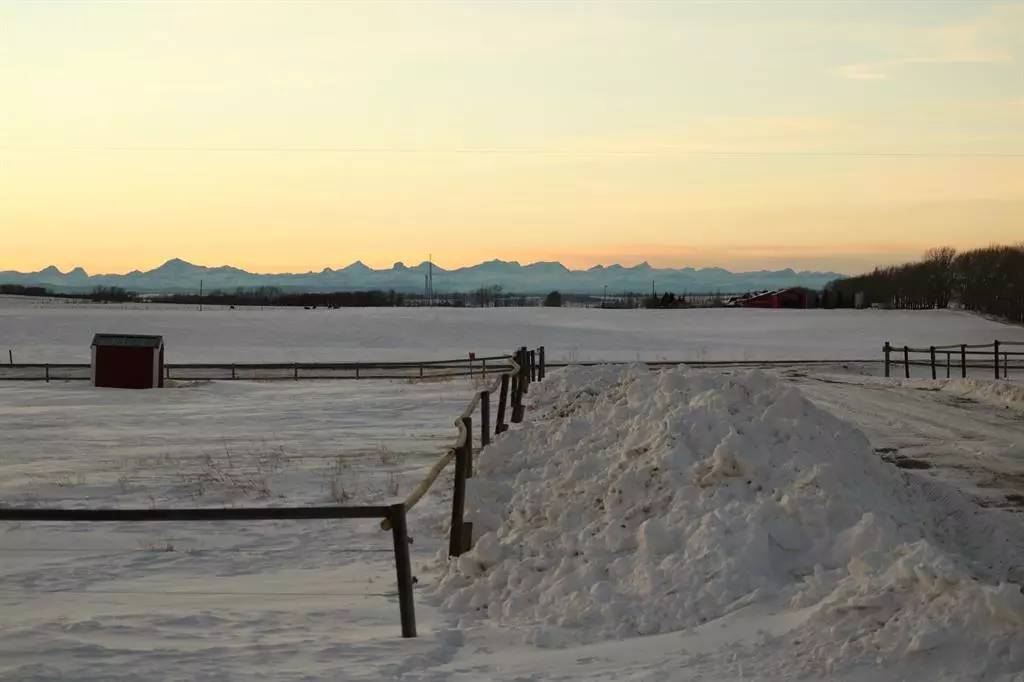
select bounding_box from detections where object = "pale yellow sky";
[2,1,1022,275]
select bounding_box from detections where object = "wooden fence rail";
[0,356,516,383]
[0,346,551,640]
[883,340,1024,380]
[381,346,546,558]
[0,503,418,638]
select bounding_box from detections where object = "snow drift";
[430,365,1024,676]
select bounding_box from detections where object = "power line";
[1,146,1019,158]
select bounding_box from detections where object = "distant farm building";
[91,334,165,389]
[734,288,814,309]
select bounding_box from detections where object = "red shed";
[91,334,165,389]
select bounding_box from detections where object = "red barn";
[91,334,165,389]
[739,288,811,309]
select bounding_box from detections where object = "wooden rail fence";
[0,345,547,639]
[0,503,418,638]
[382,346,544,558]
[0,356,516,383]
[883,340,1024,380]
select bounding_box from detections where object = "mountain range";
[0,258,846,295]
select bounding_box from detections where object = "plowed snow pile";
[431,365,1024,676]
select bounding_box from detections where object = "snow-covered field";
[3,295,1024,364]
[3,302,1024,681]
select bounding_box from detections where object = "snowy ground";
[3,295,1024,365]
[3,369,1024,680]
[785,372,1024,511]
[3,303,1024,680]
[0,379,475,681]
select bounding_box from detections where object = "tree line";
[153,287,409,308]
[823,244,1024,323]
[0,284,136,302]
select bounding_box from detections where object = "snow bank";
[430,364,1024,675]
[930,378,1024,411]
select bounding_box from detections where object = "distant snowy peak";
[0,258,847,294]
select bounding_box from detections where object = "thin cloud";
[840,3,1022,81]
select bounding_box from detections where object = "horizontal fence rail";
[544,358,880,369]
[382,346,542,560]
[0,356,515,383]
[1,356,898,383]
[0,346,551,645]
[883,340,1024,380]
[0,503,418,638]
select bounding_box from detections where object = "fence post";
[538,346,546,381]
[961,344,967,378]
[231,364,236,380]
[883,342,891,378]
[480,391,491,448]
[511,361,525,424]
[929,346,936,380]
[355,366,360,380]
[529,350,537,382]
[7,349,11,365]
[419,363,424,379]
[904,346,910,379]
[520,347,530,396]
[946,351,951,379]
[45,364,50,383]
[464,416,474,479]
[293,363,299,381]
[1005,353,1009,380]
[496,373,510,434]
[994,341,1000,380]
[449,418,471,557]
[388,503,417,638]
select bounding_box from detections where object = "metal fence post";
[480,391,490,448]
[904,346,910,379]
[883,342,891,378]
[529,350,537,382]
[388,503,417,638]
[994,341,1000,380]
[961,344,967,378]
[538,346,545,381]
[929,346,936,380]
[946,351,951,379]
[45,364,50,383]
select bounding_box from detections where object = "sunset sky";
[2,0,1022,275]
